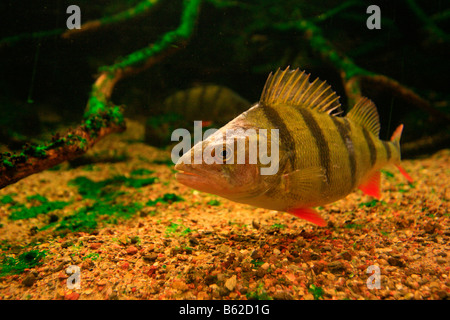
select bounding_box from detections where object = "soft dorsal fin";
[260,66,343,116]
[347,97,380,136]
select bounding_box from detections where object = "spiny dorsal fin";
[260,66,343,116]
[347,97,380,137]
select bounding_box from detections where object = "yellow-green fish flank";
[175,67,413,226]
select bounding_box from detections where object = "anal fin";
[358,170,381,199]
[287,207,327,227]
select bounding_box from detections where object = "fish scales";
[175,67,413,227]
[247,106,371,206]
[330,116,357,191]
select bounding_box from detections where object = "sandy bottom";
[0,120,448,300]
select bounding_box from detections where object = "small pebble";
[328,261,345,274]
[388,257,405,267]
[126,246,138,255]
[143,253,158,262]
[1,133,448,301]
[189,237,199,246]
[90,243,102,250]
[65,292,80,300]
[22,274,37,287]
[340,251,352,261]
[224,275,237,291]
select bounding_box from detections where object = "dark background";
[1,0,449,154]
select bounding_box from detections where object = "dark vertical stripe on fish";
[212,86,223,104]
[382,141,391,161]
[331,117,356,190]
[261,105,296,169]
[342,118,357,184]
[198,85,208,113]
[297,108,331,187]
[362,128,377,167]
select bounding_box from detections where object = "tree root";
[0,0,202,190]
[274,18,450,122]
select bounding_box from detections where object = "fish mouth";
[174,163,224,194]
[175,170,199,179]
[174,163,203,182]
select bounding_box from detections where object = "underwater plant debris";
[0,0,448,303]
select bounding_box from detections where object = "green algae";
[0,170,160,233]
[146,193,184,206]
[68,175,157,201]
[2,159,14,168]
[381,169,395,178]
[100,0,201,74]
[344,223,364,230]
[40,201,143,233]
[251,259,264,268]
[83,252,100,261]
[207,199,221,206]
[274,19,372,80]
[0,249,47,277]
[130,168,155,176]
[0,194,15,205]
[150,158,174,166]
[38,170,164,233]
[246,283,272,300]
[308,284,325,300]
[358,199,387,208]
[99,0,159,26]
[270,223,286,229]
[164,221,193,238]
[5,194,70,221]
[44,210,98,233]
[40,174,157,232]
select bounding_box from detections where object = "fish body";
[145,85,249,147]
[175,67,412,226]
[163,84,249,124]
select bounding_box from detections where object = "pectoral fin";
[281,167,326,193]
[287,207,327,227]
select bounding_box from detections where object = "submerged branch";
[0,1,161,47]
[404,0,449,43]
[274,18,450,125]
[0,0,202,190]
[62,0,161,38]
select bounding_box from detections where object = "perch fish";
[175,67,413,226]
[145,84,249,147]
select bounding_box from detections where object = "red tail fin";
[390,124,413,183]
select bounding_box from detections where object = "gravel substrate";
[0,120,448,300]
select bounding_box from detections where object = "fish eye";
[215,145,233,163]
[221,149,228,158]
